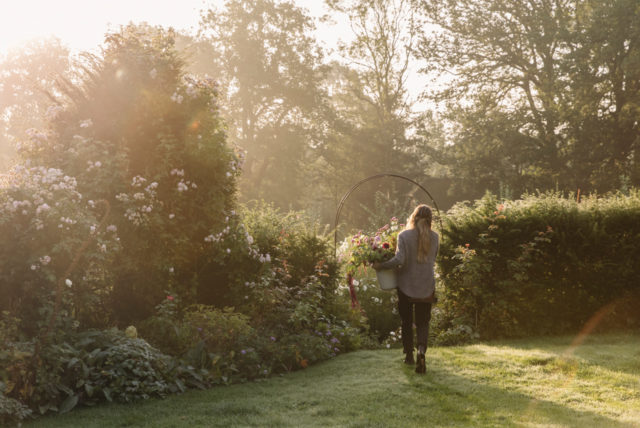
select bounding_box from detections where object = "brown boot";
[404,352,415,365]
[415,352,426,374]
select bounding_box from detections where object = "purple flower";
[270,336,276,341]
[241,349,246,355]
[325,331,332,336]
[334,347,340,352]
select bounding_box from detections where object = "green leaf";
[84,383,94,397]
[59,395,79,414]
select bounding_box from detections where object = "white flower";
[149,68,157,79]
[352,279,359,286]
[177,182,188,192]
[131,176,147,187]
[30,264,37,271]
[265,254,271,263]
[226,248,231,254]
[106,225,117,232]
[186,84,198,98]
[226,172,232,177]
[169,267,174,273]
[36,203,50,215]
[170,92,184,104]
[65,279,73,287]
[45,105,64,120]
[79,119,93,128]
[169,213,175,219]
[94,161,102,168]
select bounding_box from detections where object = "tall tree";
[0,38,71,170]
[569,0,640,190]
[319,0,428,229]
[416,0,640,197]
[198,0,327,209]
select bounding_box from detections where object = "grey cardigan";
[378,228,439,299]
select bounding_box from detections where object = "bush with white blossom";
[0,164,119,333]
[16,24,241,323]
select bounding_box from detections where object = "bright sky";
[0,0,341,56]
[0,0,432,109]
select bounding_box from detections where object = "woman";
[373,204,439,374]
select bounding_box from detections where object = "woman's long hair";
[406,204,433,263]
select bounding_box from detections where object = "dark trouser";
[398,288,432,354]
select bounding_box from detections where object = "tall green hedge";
[438,191,640,339]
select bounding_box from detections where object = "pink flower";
[167,295,174,301]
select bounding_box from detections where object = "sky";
[0,0,432,110]
[0,0,342,56]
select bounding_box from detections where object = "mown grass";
[27,333,640,427]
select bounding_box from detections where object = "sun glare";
[0,0,206,57]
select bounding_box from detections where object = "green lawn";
[27,333,640,427]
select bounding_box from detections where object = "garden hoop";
[333,173,443,256]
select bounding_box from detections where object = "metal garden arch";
[334,173,443,255]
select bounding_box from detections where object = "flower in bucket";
[342,217,401,274]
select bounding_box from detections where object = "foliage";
[0,382,32,426]
[0,37,72,172]
[348,273,400,343]
[198,0,327,209]
[0,165,119,334]
[438,191,640,339]
[417,0,640,197]
[137,204,371,384]
[137,293,186,356]
[9,24,239,325]
[0,329,209,423]
[315,0,428,227]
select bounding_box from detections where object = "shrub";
[342,272,400,343]
[0,328,209,421]
[15,24,239,325]
[439,191,640,339]
[0,383,32,426]
[0,166,118,335]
